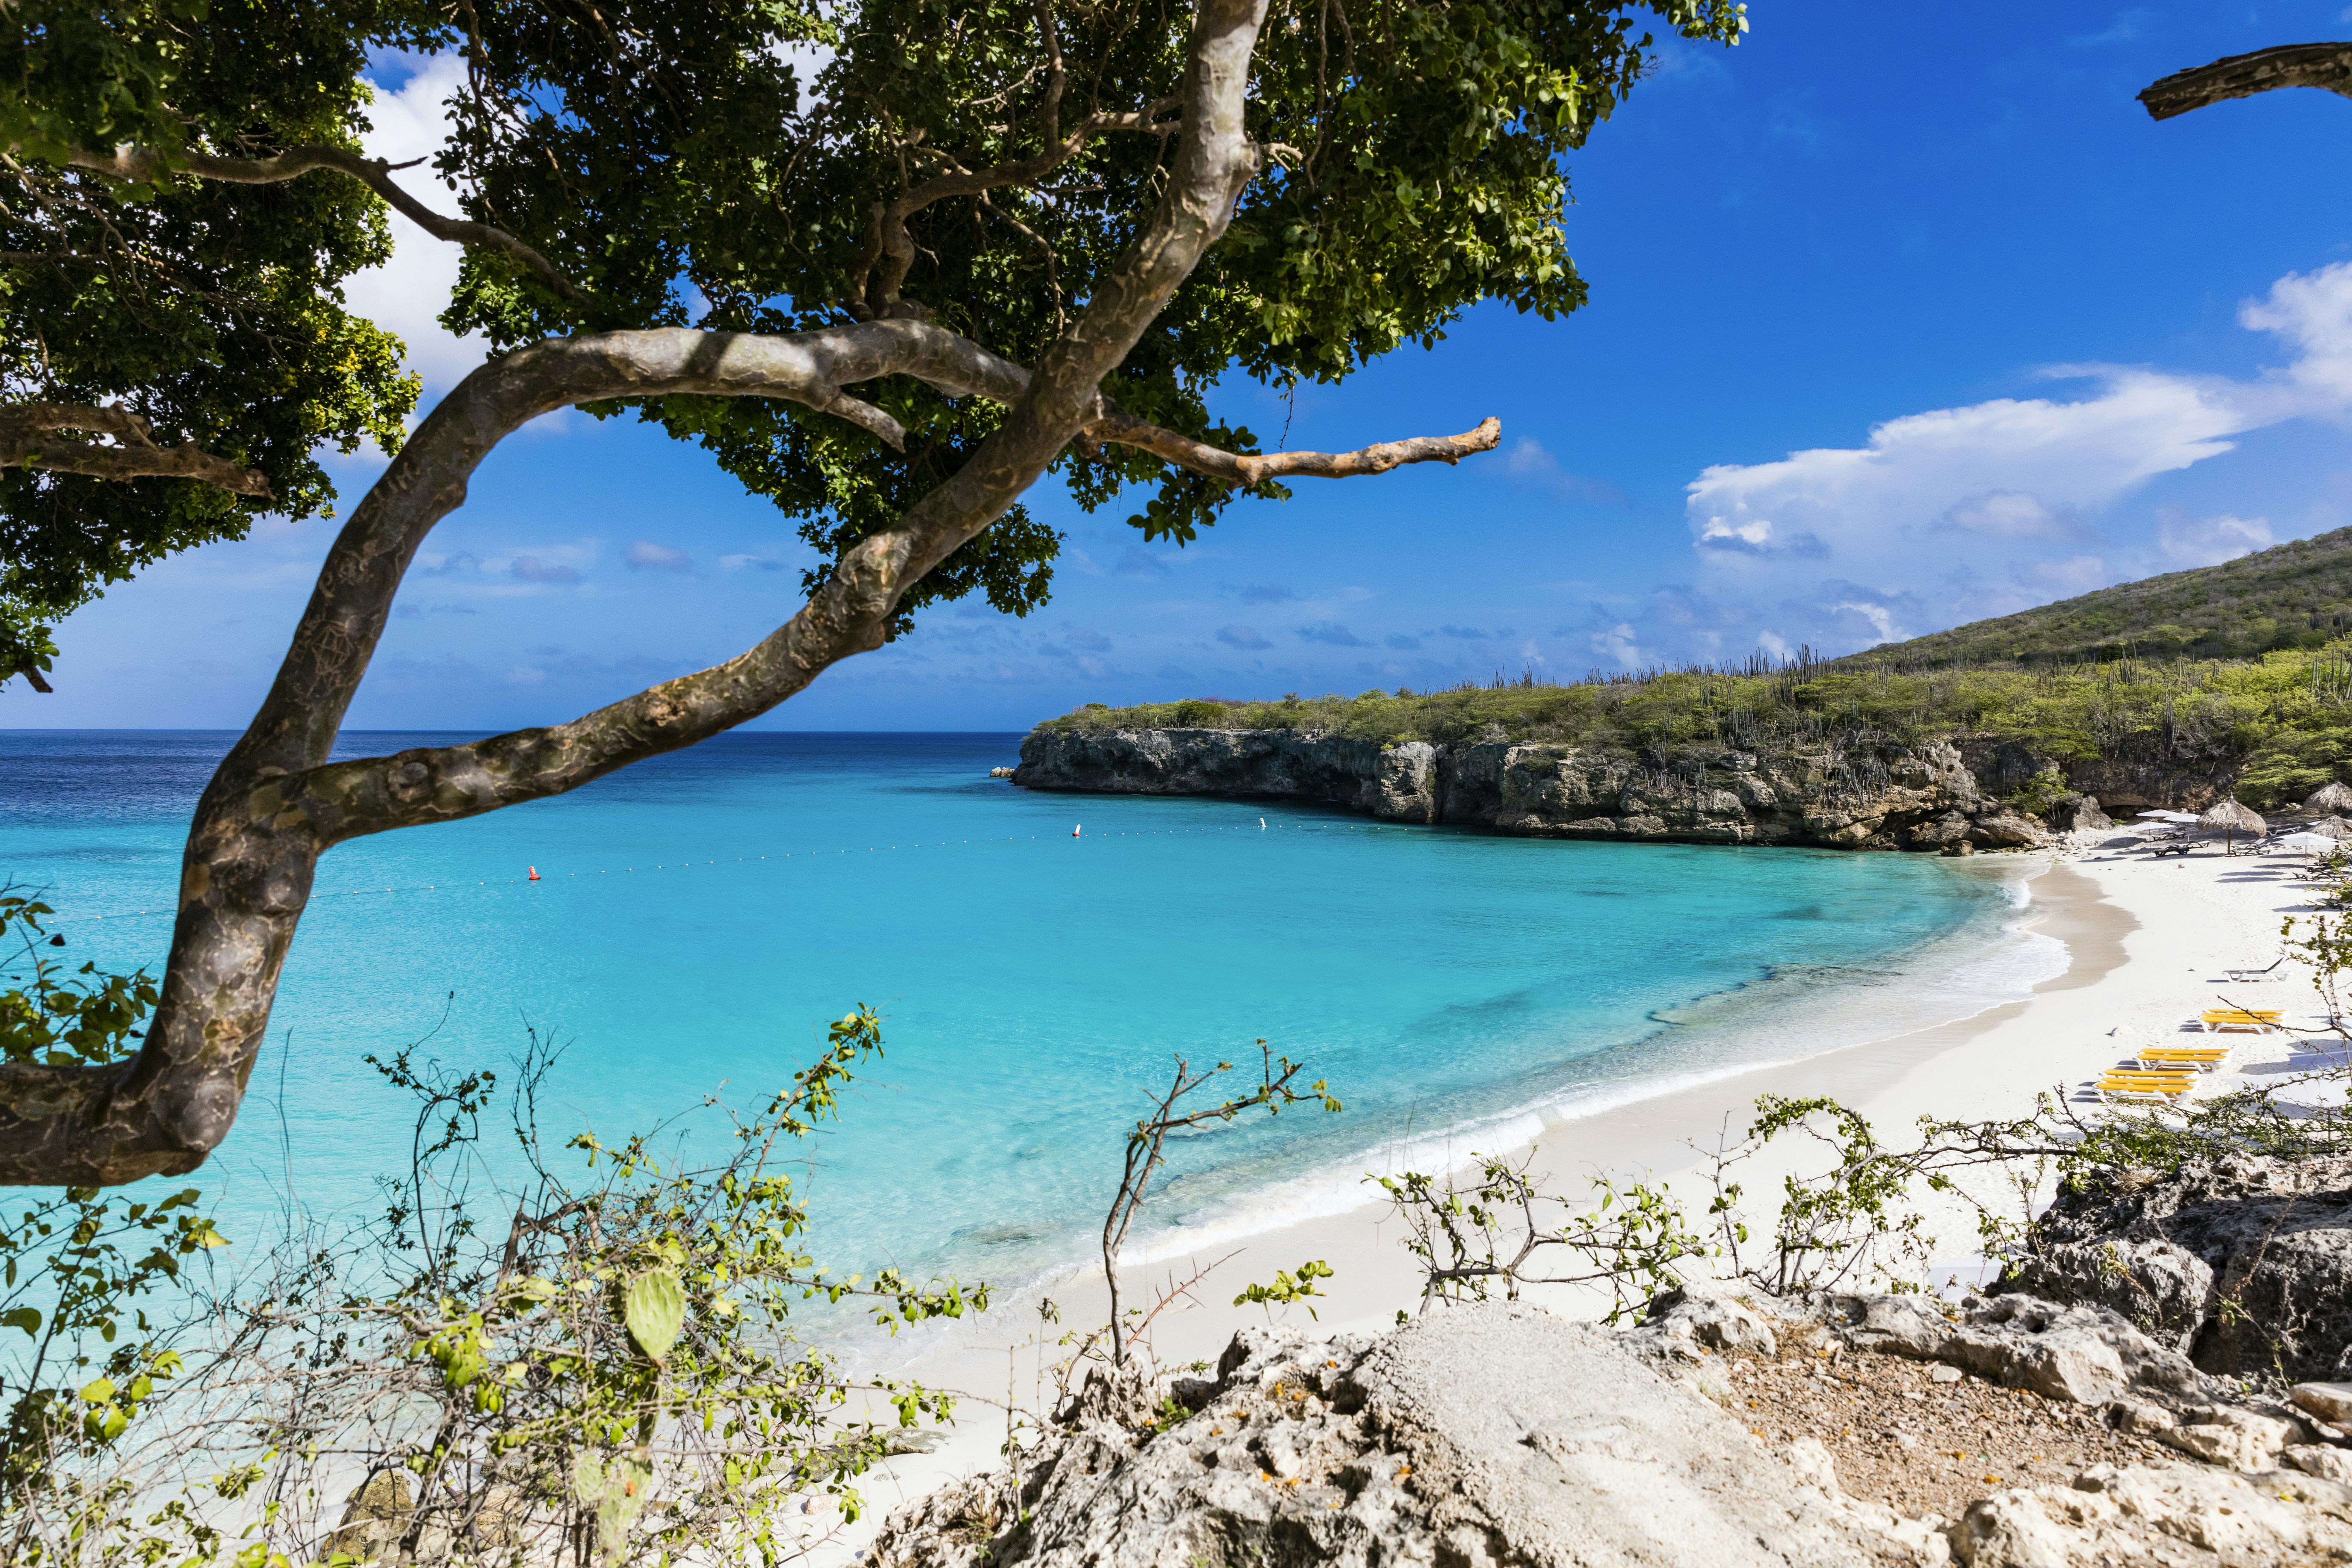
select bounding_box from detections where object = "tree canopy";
[0,0,1745,1182]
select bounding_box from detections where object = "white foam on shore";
[1117,858,2068,1269]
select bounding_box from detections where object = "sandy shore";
[804,830,2345,1559]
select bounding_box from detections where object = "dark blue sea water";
[0,730,2053,1291]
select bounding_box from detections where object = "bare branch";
[2139,41,2352,121]
[0,401,270,497]
[1091,410,1501,483]
[56,143,585,301]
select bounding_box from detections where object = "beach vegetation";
[1101,1044,1339,1365]
[0,983,986,1565]
[1371,1153,1712,1323]
[0,0,1754,1185]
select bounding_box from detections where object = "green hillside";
[1037,534,2352,809]
[1885,527,2352,667]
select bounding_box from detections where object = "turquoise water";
[0,731,2049,1296]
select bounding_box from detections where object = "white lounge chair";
[2223,957,2287,983]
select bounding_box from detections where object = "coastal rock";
[865,1305,1912,1568]
[1015,729,2048,852]
[2048,794,2114,833]
[2007,1155,2352,1382]
[1799,1292,2211,1406]
[2005,1238,2217,1355]
[1947,1464,2352,1567]
[2158,1404,2308,1471]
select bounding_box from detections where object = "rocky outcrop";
[1014,729,2059,851]
[871,1305,1913,1568]
[869,1294,2352,1568]
[1792,1291,2217,1408]
[2006,1155,2352,1383]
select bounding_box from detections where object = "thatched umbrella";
[2308,815,2352,842]
[2201,797,2266,850]
[2308,780,2352,816]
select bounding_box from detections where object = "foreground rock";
[1013,729,2064,851]
[871,1304,1906,1568]
[2006,1153,2352,1382]
[865,1293,2352,1568]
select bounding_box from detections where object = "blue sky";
[14,2,2352,732]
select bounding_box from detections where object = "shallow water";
[0,730,2057,1292]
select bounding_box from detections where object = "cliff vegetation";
[1038,533,2352,810]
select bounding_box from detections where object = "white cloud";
[2158,510,2272,567]
[624,540,694,573]
[1591,623,1643,667]
[1684,263,2352,653]
[346,56,489,393]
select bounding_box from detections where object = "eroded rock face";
[1949,1464,2352,1568]
[1795,1292,2215,1408]
[866,1305,1901,1568]
[1014,730,2063,852]
[2009,1155,2352,1383]
[870,1298,2352,1568]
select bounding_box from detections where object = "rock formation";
[2007,1154,2352,1383]
[1014,729,2063,851]
[866,1292,2352,1568]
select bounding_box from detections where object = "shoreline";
[810,833,2332,1559]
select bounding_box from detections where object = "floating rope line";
[39,821,1317,926]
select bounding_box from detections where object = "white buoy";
[1259,818,1266,830]
[1072,823,1082,838]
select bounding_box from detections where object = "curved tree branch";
[58,142,585,301]
[0,401,270,496]
[1091,411,1501,482]
[2139,41,2352,121]
[0,0,1507,1187]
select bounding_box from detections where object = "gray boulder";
[1801,1291,2212,1406]
[2012,1155,2352,1382]
[2047,794,2114,833]
[867,1305,1906,1568]
[2005,1237,2217,1355]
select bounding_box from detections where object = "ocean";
[0,729,2061,1300]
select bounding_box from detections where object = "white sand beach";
[807,831,2347,1558]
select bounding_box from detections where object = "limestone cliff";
[1012,727,2066,851]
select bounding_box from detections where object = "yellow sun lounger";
[2097,1072,2197,1104]
[2136,1046,2233,1072]
[2201,1010,2285,1033]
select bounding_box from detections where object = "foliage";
[1370,1152,1711,1323]
[0,894,155,1068]
[1101,1042,1339,1364]
[1232,1258,1333,1321]
[0,1003,988,1567]
[1,0,1747,680]
[2003,766,2073,819]
[0,0,427,684]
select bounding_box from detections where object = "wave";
[1114,857,2067,1268]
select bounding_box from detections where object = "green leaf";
[623,1267,686,1361]
[0,1307,38,1336]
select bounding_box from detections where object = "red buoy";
[1071,824,1081,838]
[528,865,541,880]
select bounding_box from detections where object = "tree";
[0,0,1749,1184]
[2140,41,2352,122]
